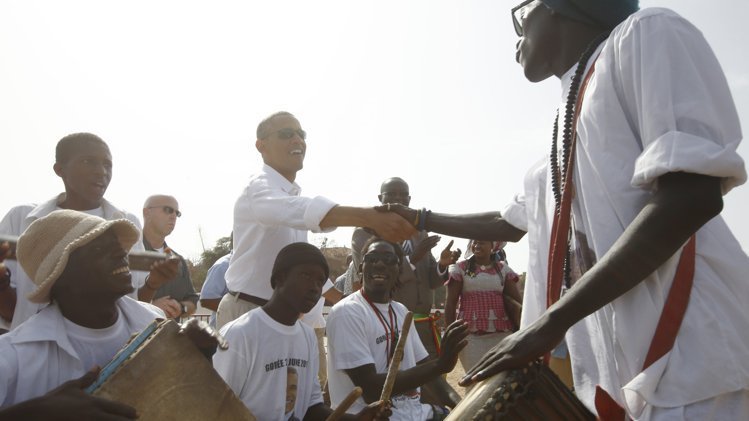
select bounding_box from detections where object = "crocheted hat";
[17,209,140,303]
[270,242,329,289]
[541,0,639,29]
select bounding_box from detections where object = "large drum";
[86,319,255,421]
[447,361,594,420]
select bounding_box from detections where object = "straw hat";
[17,209,140,303]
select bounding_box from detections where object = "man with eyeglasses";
[326,238,468,421]
[138,195,198,320]
[0,133,177,331]
[385,0,749,419]
[216,111,416,330]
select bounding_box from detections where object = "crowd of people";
[2,0,749,419]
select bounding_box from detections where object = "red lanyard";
[360,290,399,362]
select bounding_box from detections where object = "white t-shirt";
[214,308,322,420]
[326,292,430,421]
[63,307,132,371]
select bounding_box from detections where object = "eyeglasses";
[363,252,399,266]
[511,0,536,37]
[147,206,182,218]
[263,128,307,141]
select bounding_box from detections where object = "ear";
[53,162,64,178]
[255,138,265,154]
[377,194,384,203]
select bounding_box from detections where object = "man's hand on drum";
[179,318,228,353]
[0,367,137,420]
[436,320,469,374]
[458,314,566,387]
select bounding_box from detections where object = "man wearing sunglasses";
[216,111,416,330]
[0,133,177,331]
[138,195,198,320]
[386,0,749,419]
[326,238,468,421]
[350,177,461,408]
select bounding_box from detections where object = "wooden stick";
[325,387,363,421]
[379,311,413,402]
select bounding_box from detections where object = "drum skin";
[447,361,594,421]
[90,320,255,421]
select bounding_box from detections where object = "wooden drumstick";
[379,311,413,403]
[325,387,363,421]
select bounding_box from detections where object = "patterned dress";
[447,259,519,334]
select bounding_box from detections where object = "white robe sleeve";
[615,10,746,194]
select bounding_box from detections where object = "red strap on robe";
[545,60,598,365]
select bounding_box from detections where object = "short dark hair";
[257,111,295,140]
[55,133,108,164]
[270,242,329,289]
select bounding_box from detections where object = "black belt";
[229,291,268,306]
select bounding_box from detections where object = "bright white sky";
[2,0,748,274]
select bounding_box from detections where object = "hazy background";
[2,0,747,273]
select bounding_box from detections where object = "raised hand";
[438,240,461,269]
[410,235,441,263]
[146,254,180,290]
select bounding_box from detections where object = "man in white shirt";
[216,111,415,329]
[0,210,163,410]
[214,242,388,420]
[0,133,179,330]
[326,238,468,421]
[386,1,749,419]
[0,209,225,418]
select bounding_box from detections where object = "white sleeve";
[617,11,746,194]
[239,179,337,233]
[501,193,528,232]
[327,305,375,371]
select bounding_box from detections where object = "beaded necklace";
[548,32,610,289]
[360,289,400,363]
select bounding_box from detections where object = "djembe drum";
[86,319,255,421]
[447,361,594,421]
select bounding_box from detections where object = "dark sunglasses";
[363,252,399,266]
[148,205,182,218]
[264,128,307,141]
[511,0,536,37]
